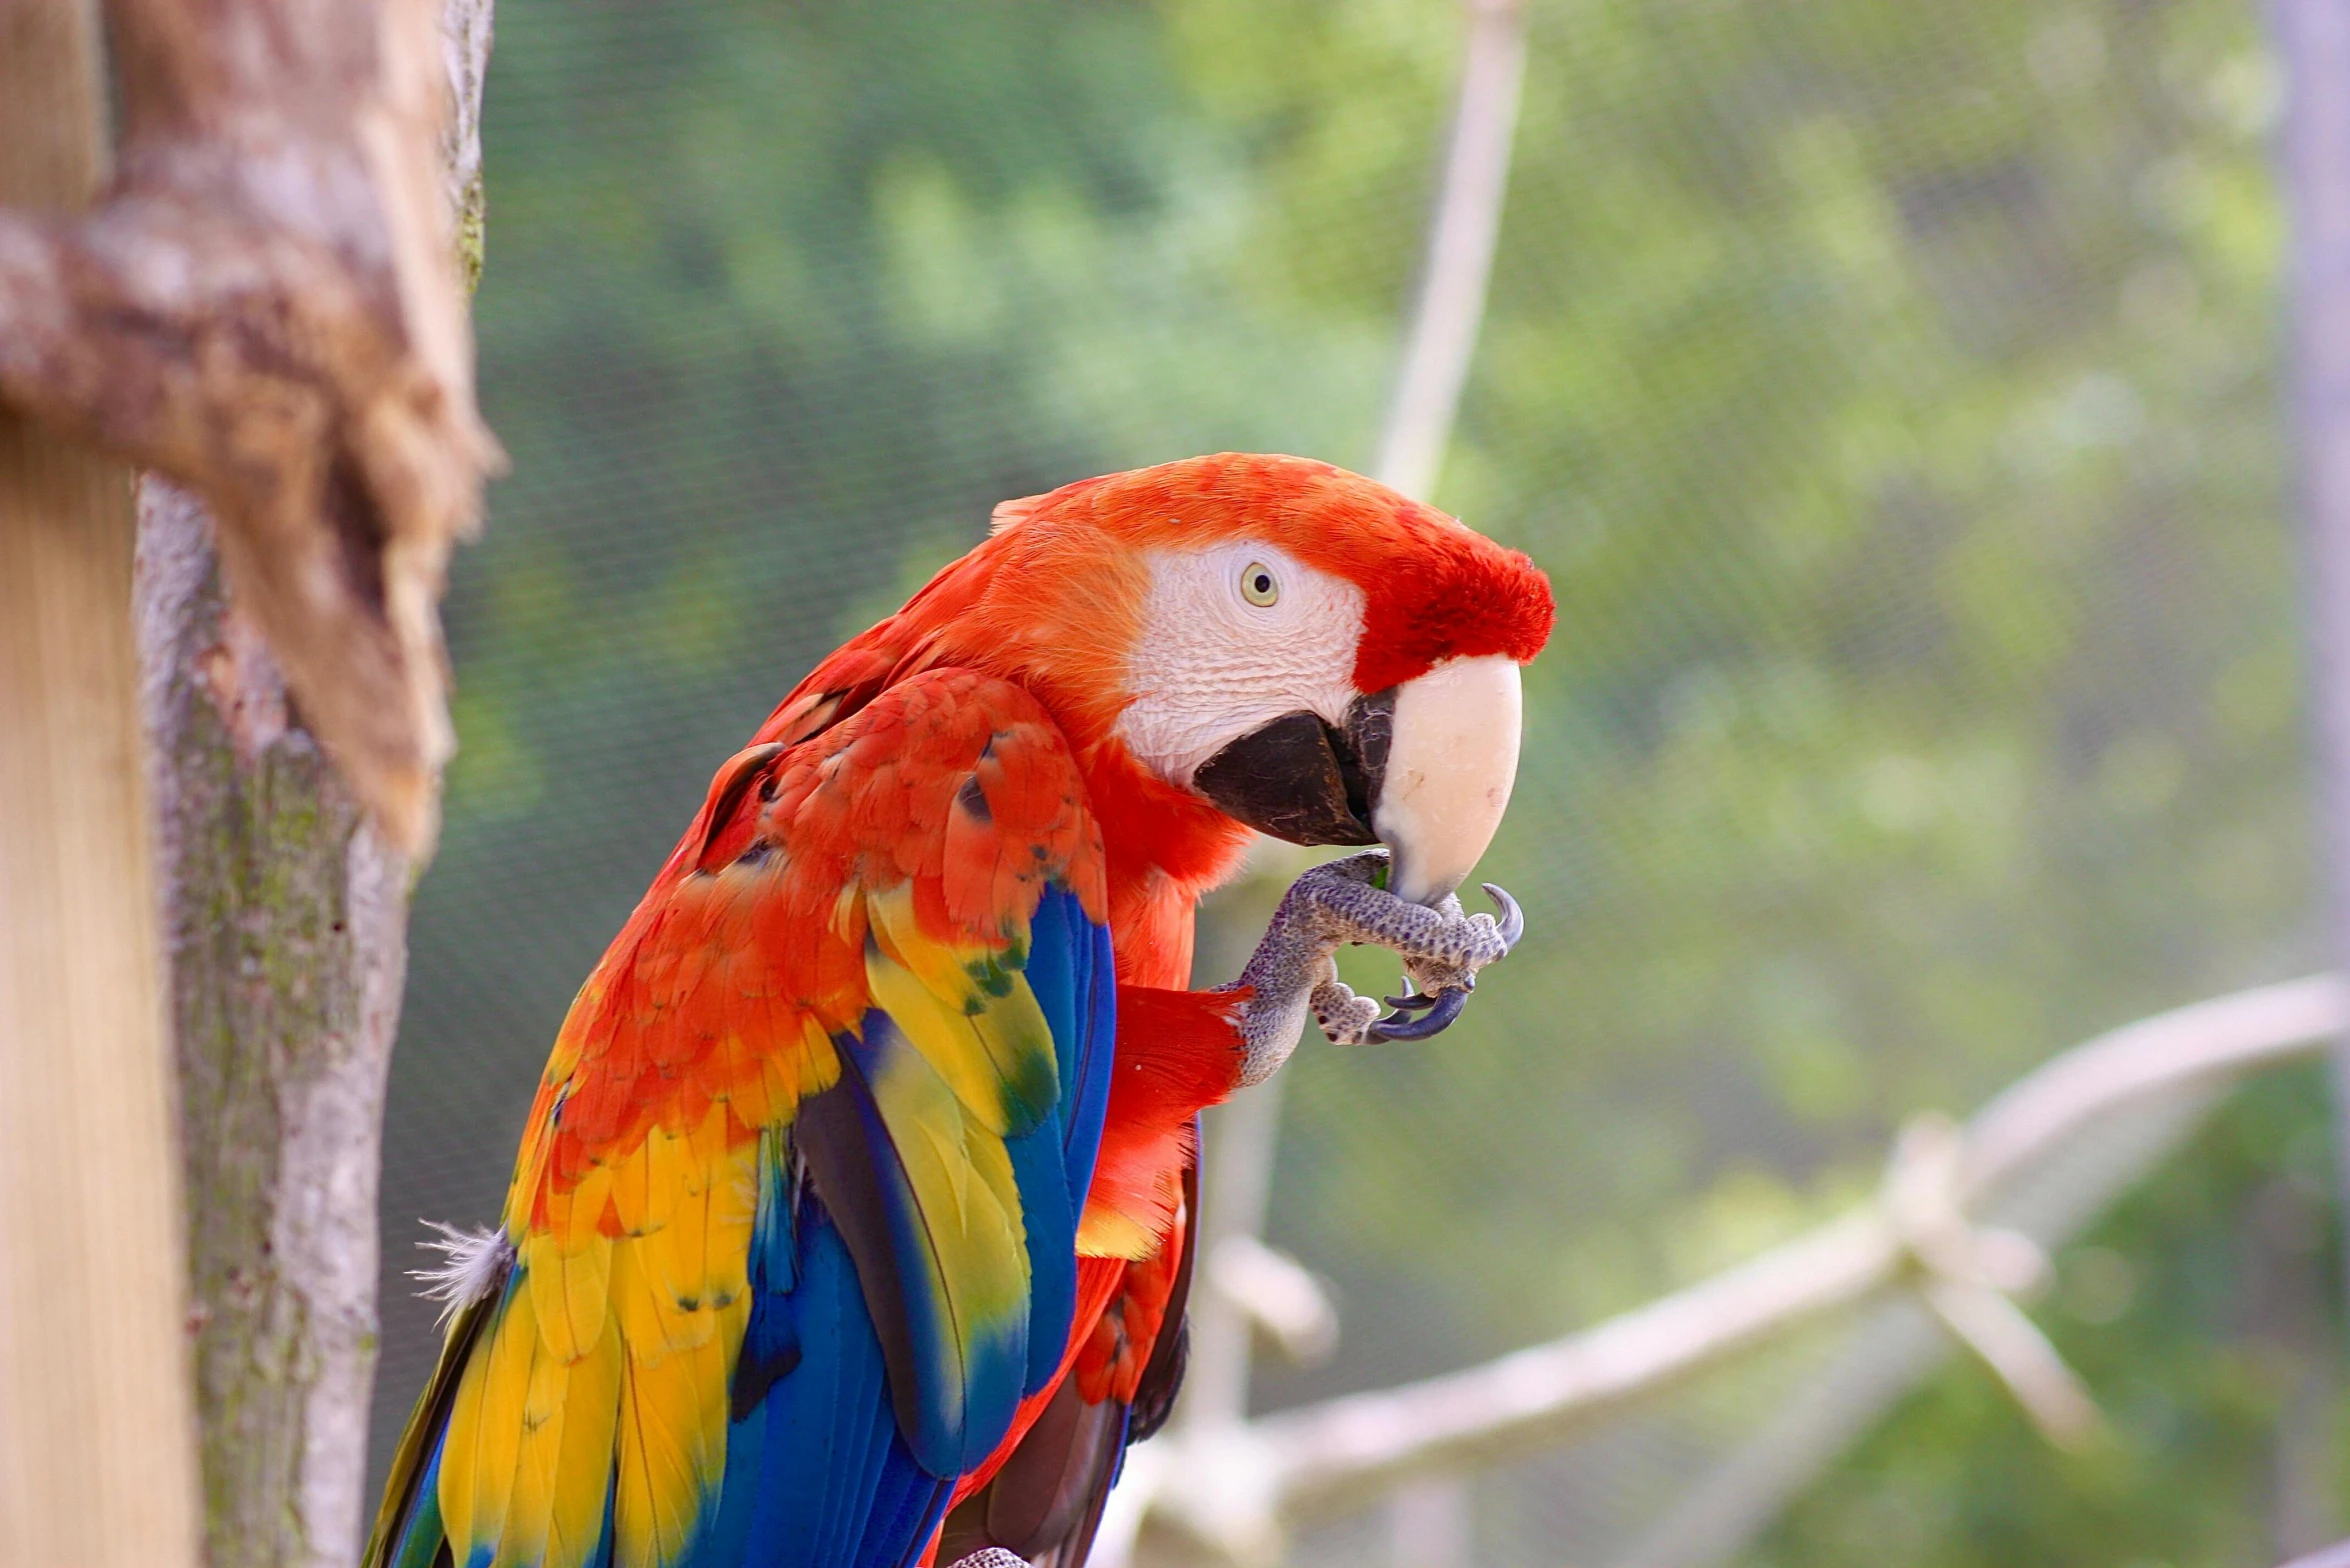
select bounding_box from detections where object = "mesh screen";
[373,1,2326,1561]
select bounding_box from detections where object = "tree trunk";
[138,483,419,1567]
[133,6,493,1562]
[0,1,205,1562]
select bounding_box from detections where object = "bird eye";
[1239,562,1280,607]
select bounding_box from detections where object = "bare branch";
[1144,7,1536,1550]
[1257,1216,1898,1521]
[2279,1539,2350,1568]
[1134,976,2348,1560]
[2278,0,2350,1332]
[1374,0,1529,501]
[1206,1235,1339,1366]
[1958,976,2350,1199]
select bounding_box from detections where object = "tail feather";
[366,1233,513,1568]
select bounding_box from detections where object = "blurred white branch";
[1374,0,1529,501]
[1208,1235,1340,1367]
[2278,0,2350,1330]
[1878,1112,2100,1450]
[1154,0,1533,1551]
[1118,975,2346,1565]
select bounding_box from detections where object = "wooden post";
[0,0,204,1560]
[0,0,492,1550]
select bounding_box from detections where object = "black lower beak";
[1189,691,1394,846]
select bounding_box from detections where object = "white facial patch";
[1115,543,1368,788]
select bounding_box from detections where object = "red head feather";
[759,453,1554,911]
[995,452,1555,694]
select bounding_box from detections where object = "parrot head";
[944,452,1556,907]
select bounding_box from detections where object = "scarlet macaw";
[367,453,1554,1568]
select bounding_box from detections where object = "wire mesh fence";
[372,1,2328,1561]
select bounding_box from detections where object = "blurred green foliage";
[379,0,2329,1559]
[1760,1069,2343,1568]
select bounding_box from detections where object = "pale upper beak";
[1185,653,1524,908]
[1374,655,1522,906]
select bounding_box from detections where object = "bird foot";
[1225,848,1524,1084]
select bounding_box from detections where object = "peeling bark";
[0,0,500,854]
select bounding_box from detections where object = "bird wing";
[367,668,1117,1568]
[938,981,1245,1567]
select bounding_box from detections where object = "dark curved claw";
[1482,882,1525,951]
[1379,988,1455,1012]
[1368,986,1469,1042]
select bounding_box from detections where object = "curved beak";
[1187,654,1524,907]
[1373,655,1522,905]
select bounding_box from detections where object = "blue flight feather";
[695,877,1114,1567]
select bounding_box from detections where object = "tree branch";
[1373,0,1528,501]
[1133,976,2349,1562]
